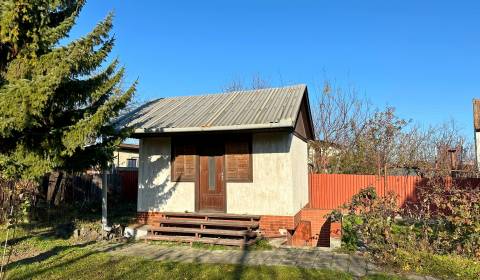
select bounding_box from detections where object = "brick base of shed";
[258,210,303,237]
[137,211,163,225]
[297,208,341,247]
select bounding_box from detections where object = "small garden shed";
[118,84,315,239]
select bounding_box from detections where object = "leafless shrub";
[310,80,372,173]
[311,80,473,175]
[222,74,270,92]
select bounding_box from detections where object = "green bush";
[335,187,400,262]
[334,180,480,260]
[249,238,273,250]
[341,215,362,251]
[331,181,480,280]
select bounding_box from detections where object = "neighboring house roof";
[117,84,314,139]
[118,143,139,151]
[310,140,343,149]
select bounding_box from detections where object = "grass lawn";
[392,249,480,280]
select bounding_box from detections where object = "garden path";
[96,242,437,279]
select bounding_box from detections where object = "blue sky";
[70,1,480,140]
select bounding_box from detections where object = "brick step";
[158,218,259,230]
[145,235,257,247]
[149,226,257,238]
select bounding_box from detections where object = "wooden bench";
[143,212,261,247]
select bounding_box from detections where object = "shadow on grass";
[232,249,251,280]
[6,241,96,268]
[5,242,127,280]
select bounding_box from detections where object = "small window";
[127,158,137,168]
[208,156,216,190]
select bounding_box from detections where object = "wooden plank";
[291,221,311,246]
[145,235,257,247]
[149,226,257,237]
[158,218,259,229]
[162,212,261,220]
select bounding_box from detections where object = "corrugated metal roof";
[117,84,308,134]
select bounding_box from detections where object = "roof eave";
[303,88,316,140]
[132,121,295,134]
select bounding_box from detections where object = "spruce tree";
[0,0,136,180]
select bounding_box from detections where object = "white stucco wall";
[227,132,293,216]
[137,132,309,216]
[137,137,195,212]
[226,132,309,216]
[291,134,309,213]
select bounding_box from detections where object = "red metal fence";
[308,173,422,209]
[307,173,480,246]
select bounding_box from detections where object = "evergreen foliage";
[0,0,136,180]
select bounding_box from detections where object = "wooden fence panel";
[118,170,138,202]
[41,170,139,206]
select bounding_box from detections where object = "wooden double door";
[198,143,225,212]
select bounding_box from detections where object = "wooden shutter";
[172,142,196,181]
[225,140,252,182]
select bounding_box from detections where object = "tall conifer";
[0,1,136,180]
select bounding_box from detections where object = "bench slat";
[158,218,259,229]
[149,226,257,237]
[162,212,261,221]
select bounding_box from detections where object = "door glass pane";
[208,156,216,190]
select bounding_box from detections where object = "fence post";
[101,171,108,230]
[308,174,311,208]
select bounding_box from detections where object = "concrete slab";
[97,242,438,280]
[124,224,149,240]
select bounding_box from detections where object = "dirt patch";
[7,246,44,263]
